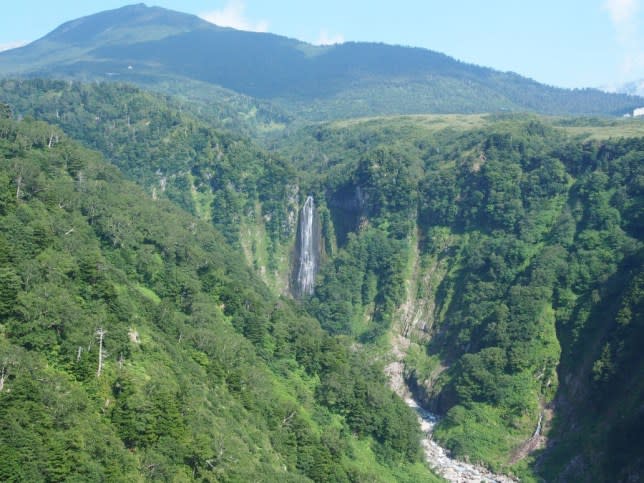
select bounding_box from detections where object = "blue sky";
[1,0,643,89]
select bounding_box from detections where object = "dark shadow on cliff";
[534,250,644,482]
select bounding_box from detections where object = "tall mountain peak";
[42,3,210,45]
[1,4,642,118]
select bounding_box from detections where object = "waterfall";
[295,196,319,297]
[532,412,544,438]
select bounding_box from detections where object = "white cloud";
[603,0,640,41]
[0,41,28,52]
[603,0,639,24]
[315,30,345,46]
[603,0,643,83]
[200,1,269,32]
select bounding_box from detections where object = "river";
[385,348,516,482]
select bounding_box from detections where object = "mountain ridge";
[1,3,642,119]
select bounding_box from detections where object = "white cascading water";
[296,196,318,297]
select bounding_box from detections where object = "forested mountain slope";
[2,79,643,481]
[276,116,644,481]
[0,79,301,293]
[0,4,642,119]
[0,111,439,481]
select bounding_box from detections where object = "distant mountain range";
[1,3,643,119]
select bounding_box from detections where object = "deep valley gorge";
[0,4,643,482]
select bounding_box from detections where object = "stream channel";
[385,342,516,483]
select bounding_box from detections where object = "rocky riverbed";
[385,339,516,483]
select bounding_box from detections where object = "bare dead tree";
[281,410,296,427]
[0,357,16,392]
[0,366,7,392]
[15,167,23,200]
[96,328,106,377]
[47,132,59,148]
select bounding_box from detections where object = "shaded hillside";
[0,111,439,482]
[0,4,642,119]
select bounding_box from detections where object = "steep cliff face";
[395,236,455,412]
[276,117,643,479]
[538,258,644,482]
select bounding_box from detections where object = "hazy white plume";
[0,41,27,52]
[315,30,345,46]
[200,0,269,32]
